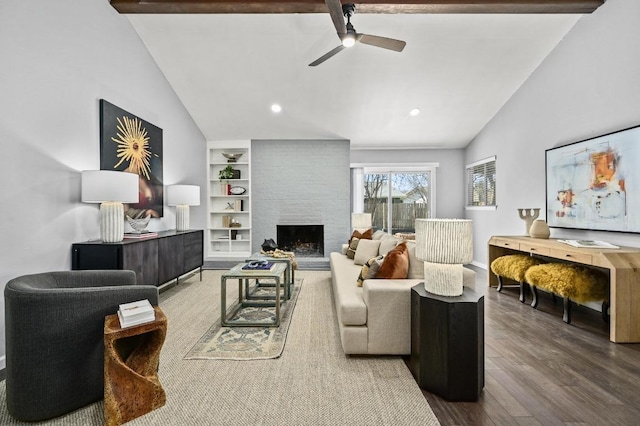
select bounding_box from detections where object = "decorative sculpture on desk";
[529,219,551,239]
[517,208,540,236]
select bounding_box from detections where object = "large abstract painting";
[100,99,163,218]
[546,125,640,233]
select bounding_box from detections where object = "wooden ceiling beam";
[109,0,605,14]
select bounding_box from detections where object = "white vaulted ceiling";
[127,12,581,149]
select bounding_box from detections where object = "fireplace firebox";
[277,225,324,257]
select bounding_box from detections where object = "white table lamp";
[351,213,372,230]
[167,185,200,231]
[81,170,139,243]
[415,219,473,296]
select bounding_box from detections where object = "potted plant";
[219,165,235,195]
[219,165,235,181]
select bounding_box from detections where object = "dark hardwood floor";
[409,267,640,426]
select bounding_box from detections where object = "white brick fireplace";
[251,139,350,261]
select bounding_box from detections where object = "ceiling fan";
[309,0,406,67]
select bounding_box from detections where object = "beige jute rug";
[0,269,440,426]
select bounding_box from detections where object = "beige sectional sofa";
[330,232,475,355]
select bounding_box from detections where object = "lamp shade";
[351,213,372,229]
[81,170,138,203]
[415,219,473,297]
[167,185,200,206]
[81,170,138,243]
[415,219,473,265]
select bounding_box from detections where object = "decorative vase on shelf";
[529,220,550,239]
[517,208,540,236]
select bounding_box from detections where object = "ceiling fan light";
[342,35,356,48]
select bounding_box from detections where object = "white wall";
[0,0,206,364]
[465,0,640,267]
[350,148,466,219]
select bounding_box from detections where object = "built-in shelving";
[206,140,251,258]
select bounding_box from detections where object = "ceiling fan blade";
[309,45,346,67]
[325,0,346,37]
[358,34,406,52]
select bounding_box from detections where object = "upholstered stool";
[524,263,609,324]
[490,254,545,303]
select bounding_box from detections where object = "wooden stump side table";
[410,284,485,402]
[104,306,167,426]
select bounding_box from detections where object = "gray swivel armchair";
[4,270,159,422]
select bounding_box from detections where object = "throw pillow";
[357,255,384,287]
[365,257,384,279]
[346,237,360,259]
[354,239,382,265]
[376,242,409,279]
[348,228,373,245]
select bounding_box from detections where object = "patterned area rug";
[185,278,302,360]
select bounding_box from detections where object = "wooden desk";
[488,236,640,343]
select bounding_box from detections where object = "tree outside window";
[364,171,431,233]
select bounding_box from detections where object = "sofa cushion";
[379,234,399,256]
[354,239,381,265]
[330,252,367,326]
[376,242,409,279]
[405,240,424,279]
[357,255,384,287]
[372,230,386,240]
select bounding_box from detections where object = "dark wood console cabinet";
[72,230,203,287]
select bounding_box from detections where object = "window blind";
[466,156,496,207]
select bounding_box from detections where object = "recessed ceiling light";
[410,108,420,117]
[271,104,282,113]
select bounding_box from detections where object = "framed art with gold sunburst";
[100,99,164,218]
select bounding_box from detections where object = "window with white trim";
[351,164,438,233]
[466,156,496,209]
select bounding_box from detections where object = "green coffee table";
[220,262,287,327]
[246,253,295,300]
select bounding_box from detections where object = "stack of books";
[118,299,155,328]
[222,215,231,228]
[558,239,619,249]
[241,261,275,273]
[124,232,158,239]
